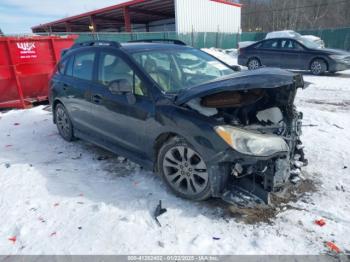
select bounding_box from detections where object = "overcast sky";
[0,0,128,34]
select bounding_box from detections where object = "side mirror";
[108,79,133,95]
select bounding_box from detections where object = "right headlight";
[215,125,289,157]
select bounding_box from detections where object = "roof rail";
[128,39,187,46]
[71,40,121,49]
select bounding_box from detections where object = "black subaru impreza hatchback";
[50,40,307,204]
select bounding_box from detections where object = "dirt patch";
[270,178,318,206]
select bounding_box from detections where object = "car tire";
[55,103,74,142]
[247,58,261,70]
[157,137,211,201]
[310,59,327,75]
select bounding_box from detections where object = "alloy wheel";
[248,59,260,70]
[311,61,322,75]
[56,106,71,139]
[162,145,209,197]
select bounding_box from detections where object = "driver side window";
[98,52,147,96]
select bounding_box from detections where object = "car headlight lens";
[329,55,348,61]
[215,126,289,157]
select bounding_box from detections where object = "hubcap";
[311,61,322,74]
[249,59,260,70]
[56,107,70,138]
[163,146,208,196]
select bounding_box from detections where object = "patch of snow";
[202,48,238,66]
[256,107,283,125]
[266,30,302,39]
[187,98,218,117]
[238,41,257,48]
[265,30,325,48]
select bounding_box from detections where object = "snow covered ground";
[0,52,350,255]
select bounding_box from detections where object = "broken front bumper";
[207,138,306,205]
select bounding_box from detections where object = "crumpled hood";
[175,68,302,105]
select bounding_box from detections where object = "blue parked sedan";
[238,37,350,75]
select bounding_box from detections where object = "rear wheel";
[157,137,211,201]
[55,103,74,142]
[310,59,327,75]
[247,58,261,70]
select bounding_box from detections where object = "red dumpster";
[0,35,77,109]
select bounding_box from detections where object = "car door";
[279,39,306,69]
[58,50,96,133]
[89,49,155,158]
[255,39,281,67]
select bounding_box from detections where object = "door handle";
[92,94,102,104]
[62,83,69,91]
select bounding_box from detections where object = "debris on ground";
[8,236,16,243]
[333,124,344,129]
[336,185,346,192]
[315,219,326,227]
[326,241,341,254]
[154,200,167,227]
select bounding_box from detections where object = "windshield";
[132,48,235,92]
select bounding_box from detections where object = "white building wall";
[175,0,241,33]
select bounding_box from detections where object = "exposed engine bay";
[186,85,307,205]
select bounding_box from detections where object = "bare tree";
[241,0,350,32]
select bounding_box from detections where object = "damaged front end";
[180,68,307,205]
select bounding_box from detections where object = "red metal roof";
[32,0,241,33]
[32,0,175,32]
[210,0,242,7]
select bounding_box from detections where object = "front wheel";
[310,59,327,75]
[157,137,211,201]
[55,103,74,142]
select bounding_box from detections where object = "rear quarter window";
[57,58,68,75]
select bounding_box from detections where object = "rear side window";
[261,40,280,49]
[72,52,96,81]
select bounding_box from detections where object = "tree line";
[240,0,350,32]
